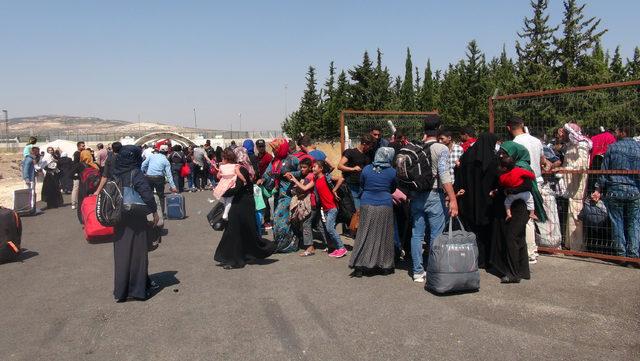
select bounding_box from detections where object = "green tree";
[400,48,415,110]
[609,46,626,82]
[462,40,488,126]
[575,41,610,85]
[369,48,392,110]
[417,60,436,111]
[628,47,640,80]
[439,62,465,126]
[282,66,322,139]
[515,0,558,91]
[553,0,607,86]
[348,51,374,109]
[489,45,518,95]
[320,70,350,140]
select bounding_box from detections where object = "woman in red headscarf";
[258,138,301,252]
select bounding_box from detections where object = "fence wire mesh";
[340,111,438,151]
[490,81,640,263]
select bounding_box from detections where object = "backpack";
[395,141,435,192]
[80,167,101,194]
[96,177,123,227]
[0,207,22,263]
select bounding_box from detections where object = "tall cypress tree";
[439,62,465,127]
[609,46,626,81]
[462,40,488,125]
[283,66,322,139]
[627,47,640,80]
[418,59,436,111]
[553,0,607,86]
[576,41,610,85]
[321,70,350,140]
[399,48,415,110]
[324,61,336,99]
[515,0,558,91]
[348,51,374,109]
[370,48,392,110]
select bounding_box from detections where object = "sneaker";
[263,222,273,230]
[328,248,347,258]
[412,271,426,283]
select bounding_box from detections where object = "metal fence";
[489,80,640,265]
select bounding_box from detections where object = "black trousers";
[263,194,272,223]
[172,170,184,193]
[146,176,166,214]
[113,219,149,300]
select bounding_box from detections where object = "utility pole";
[2,110,8,147]
[193,108,197,129]
[284,83,288,119]
[238,113,242,132]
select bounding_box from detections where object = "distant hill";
[8,115,206,135]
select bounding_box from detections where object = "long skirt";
[490,199,530,281]
[349,205,395,271]
[42,172,63,209]
[273,195,298,253]
[113,217,149,300]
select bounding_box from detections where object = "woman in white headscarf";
[39,147,63,209]
[349,147,397,277]
[557,122,592,250]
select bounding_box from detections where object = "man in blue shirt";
[592,125,640,261]
[141,145,177,215]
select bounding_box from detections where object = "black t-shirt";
[342,148,370,185]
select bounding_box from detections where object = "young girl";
[498,151,537,221]
[213,149,246,220]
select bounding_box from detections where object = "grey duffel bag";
[426,217,480,294]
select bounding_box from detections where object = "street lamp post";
[193,108,197,129]
[2,110,8,148]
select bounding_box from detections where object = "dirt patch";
[0,153,42,208]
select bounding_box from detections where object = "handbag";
[578,199,608,226]
[349,210,360,233]
[180,163,191,178]
[122,172,149,216]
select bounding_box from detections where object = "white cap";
[159,144,169,152]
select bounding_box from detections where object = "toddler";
[213,149,246,220]
[498,153,537,221]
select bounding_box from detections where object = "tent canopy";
[42,139,77,157]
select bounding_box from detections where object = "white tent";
[43,139,77,157]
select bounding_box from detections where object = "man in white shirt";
[507,117,550,264]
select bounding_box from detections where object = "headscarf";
[372,147,395,173]
[269,138,292,188]
[233,146,255,179]
[242,139,255,156]
[500,141,547,222]
[471,133,499,172]
[564,123,593,150]
[113,145,143,176]
[80,149,98,169]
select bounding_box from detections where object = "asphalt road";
[1,192,639,361]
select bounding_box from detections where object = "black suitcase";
[14,188,36,216]
[0,207,22,263]
[207,201,225,231]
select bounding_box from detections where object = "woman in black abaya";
[214,147,275,269]
[112,145,159,302]
[455,133,499,268]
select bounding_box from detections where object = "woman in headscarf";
[348,147,397,277]
[57,152,74,194]
[556,122,591,250]
[242,139,259,176]
[39,146,64,209]
[490,141,543,283]
[258,138,301,252]
[214,147,275,269]
[76,149,100,223]
[112,145,159,302]
[455,133,499,268]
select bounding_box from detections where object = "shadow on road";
[148,270,180,299]
[0,248,39,264]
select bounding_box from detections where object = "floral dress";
[262,155,300,252]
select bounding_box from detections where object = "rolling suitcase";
[81,195,114,242]
[13,188,36,216]
[207,200,225,231]
[0,207,22,263]
[165,193,186,220]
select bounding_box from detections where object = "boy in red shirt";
[498,154,537,221]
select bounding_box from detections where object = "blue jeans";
[325,208,344,250]
[604,195,640,258]
[255,210,264,236]
[348,183,361,210]
[410,190,446,275]
[187,164,194,189]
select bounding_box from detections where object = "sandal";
[299,250,315,257]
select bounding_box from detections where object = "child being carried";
[213,149,246,220]
[498,152,538,221]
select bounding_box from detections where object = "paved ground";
[1,191,639,361]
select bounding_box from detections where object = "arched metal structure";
[133,132,197,147]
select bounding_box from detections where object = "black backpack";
[395,141,435,192]
[0,207,22,263]
[96,178,123,227]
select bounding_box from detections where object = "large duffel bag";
[166,193,186,220]
[0,207,22,263]
[207,201,225,231]
[81,195,114,242]
[426,217,480,294]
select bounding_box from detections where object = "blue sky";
[1,1,638,130]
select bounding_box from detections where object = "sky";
[1,0,638,131]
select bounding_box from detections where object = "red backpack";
[81,167,101,194]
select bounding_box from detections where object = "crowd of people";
[19,114,639,301]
